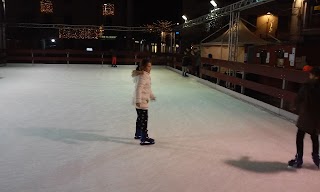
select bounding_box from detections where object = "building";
[180,0,320,66]
[5,0,134,50]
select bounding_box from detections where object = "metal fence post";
[101,53,104,66]
[280,78,286,109]
[67,52,69,65]
[199,62,203,78]
[31,50,34,65]
[216,65,220,85]
[241,71,246,94]
[134,54,137,66]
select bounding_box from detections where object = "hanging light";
[144,20,174,33]
[59,26,104,39]
[103,3,115,16]
[40,0,53,14]
[210,0,217,7]
[182,15,188,22]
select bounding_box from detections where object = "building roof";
[201,20,270,46]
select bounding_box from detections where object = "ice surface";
[0,64,319,192]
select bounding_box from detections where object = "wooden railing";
[170,57,308,112]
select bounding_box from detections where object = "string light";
[103,3,115,16]
[40,0,53,14]
[59,26,104,39]
[145,24,157,33]
[155,20,174,32]
[144,20,174,33]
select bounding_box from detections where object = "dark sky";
[133,0,182,25]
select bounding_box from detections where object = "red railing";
[6,49,173,65]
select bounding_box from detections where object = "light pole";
[210,0,219,12]
[266,12,271,38]
[182,15,188,23]
[1,0,6,65]
[2,0,4,14]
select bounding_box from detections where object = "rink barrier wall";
[167,66,298,122]
[170,56,308,115]
[6,49,174,66]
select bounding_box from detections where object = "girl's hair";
[139,58,151,70]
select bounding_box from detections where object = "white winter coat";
[132,71,155,109]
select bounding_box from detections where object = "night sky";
[133,0,183,25]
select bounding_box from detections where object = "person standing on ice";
[131,59,156,145]
[288,66,320,169]
[181,49,192,77]
[111,49,117,67]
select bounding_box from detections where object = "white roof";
[201,21,270,46]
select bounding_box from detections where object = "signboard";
[101,36,117,40]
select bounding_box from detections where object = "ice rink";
[0,64,319,192]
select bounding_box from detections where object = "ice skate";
[288,155,303,168]
[312,153,320,169]
[140,137,155,145]
[134,135,141,139]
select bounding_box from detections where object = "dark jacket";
[194,51,201,67]
[295,79,320,135]
[182,55,192,66]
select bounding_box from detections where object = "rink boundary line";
[166,66,298,123]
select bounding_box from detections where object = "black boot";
[288,154,303,168]
[140,137,155,145]
[312,153,319,169]
[140,130,154,145]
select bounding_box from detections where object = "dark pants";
[195,66,200,77]
[296,129,319,157]
[135,108,148,140]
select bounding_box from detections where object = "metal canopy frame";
[181,0,275,62]
[186,0,275,90]
[181,0,275,29]
[184,0,275,62]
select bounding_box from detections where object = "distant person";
[288,66,320,169]
[181,49,192,77]
[111,50,117,67]
[131,59,156,145]
[302,63,313,72]
[193,49,201,77]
